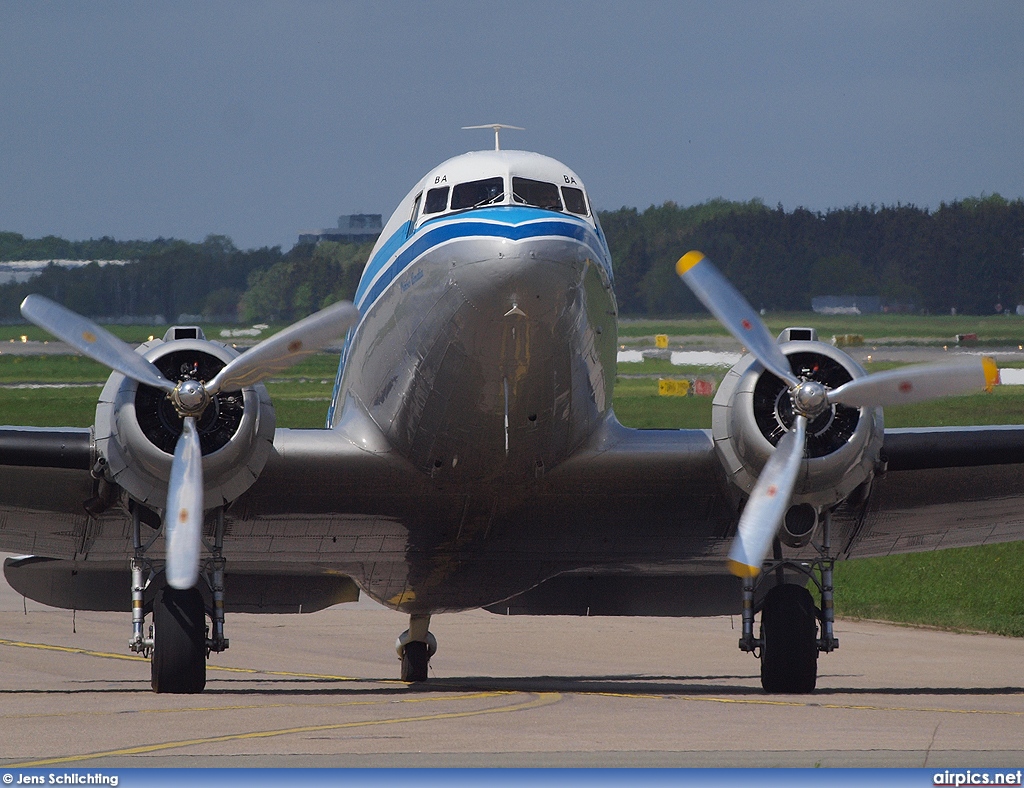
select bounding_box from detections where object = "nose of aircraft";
[446,236,590,325]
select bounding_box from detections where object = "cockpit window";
[425,186,449,214]
[561,186,589,216]
[408,192,422,237]
[450,177,505,210]
[512,177,562,211]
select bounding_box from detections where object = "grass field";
[618,312,1024,343]
[0,353,341,428]
[0,322,292,344]
[1,343,1022,637]
[4,310,1024,344]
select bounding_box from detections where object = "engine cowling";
[94,333,276,511]
[711,338,883,523]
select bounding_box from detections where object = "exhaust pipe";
[780,503,818,548]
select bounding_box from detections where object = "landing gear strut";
[737,511,839,693]
[395,613,437,682]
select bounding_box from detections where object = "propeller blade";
[207,300,359,393]
[20,294,175,393]
[676,251,799,387]
[164,416,204,590]
[727,415,808,578]
[828,356,998,408]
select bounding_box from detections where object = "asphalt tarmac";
[1,558,1023,768]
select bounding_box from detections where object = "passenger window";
[425,186,449,214]
[451,177,504,210]
[562,187,589,216]
[512,178,562,211]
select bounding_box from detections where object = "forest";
[1,194,1021,322]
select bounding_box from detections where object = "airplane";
[2,128,1022,695]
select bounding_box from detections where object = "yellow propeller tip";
[676,251,705,276]
[727,559,761,579]
[982,356,999,392]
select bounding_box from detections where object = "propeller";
[21,295,360,588]
[21,296,176,394]
[164,416,203,589]
[675,251,998,578]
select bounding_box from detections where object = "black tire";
[759,583,818,694]
[401,640,430,682]
[151,586,207,694]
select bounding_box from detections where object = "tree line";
[0,232,176,262]
[1,194,1022,322]
[602,194,1024,316]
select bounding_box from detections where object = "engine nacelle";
[712,337,883,513]
[94,329,276,512]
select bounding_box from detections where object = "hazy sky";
[2,1,1021,251]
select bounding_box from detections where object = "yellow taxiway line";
[6,692,562,768]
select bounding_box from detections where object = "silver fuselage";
[333,207,617,486]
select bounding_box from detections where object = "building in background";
[298,214,382,245]
[0,259,131,285]
[811,295,882,315]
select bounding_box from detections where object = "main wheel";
[759,583,818,693]
[401,640,430,682]
[151,585,207,694]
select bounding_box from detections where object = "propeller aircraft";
[1,136,1019,694]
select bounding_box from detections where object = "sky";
[1,1,1022,251]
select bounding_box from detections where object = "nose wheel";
[396,614,436,682]
[401,641,430,682]
[151,585,207,693]
[759,584,818,693]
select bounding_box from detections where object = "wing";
[836,425,1024,559]
[0,423,388,613]
[487,421,1024,617]
[5,421,1024,563]
[0,422,409,558]
[545,421,1024,564]
[0,426,94,557]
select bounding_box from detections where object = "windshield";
[561,186,589,216]
[424,186,449,214]
[450,177,505,210]
[512,177,562,211]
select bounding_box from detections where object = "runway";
[2,562,1023,769]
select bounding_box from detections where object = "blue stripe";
[353,221,411,305]
[330,208,613,427]
[354,208,611,313]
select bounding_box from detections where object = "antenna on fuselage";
[462,124,525,151]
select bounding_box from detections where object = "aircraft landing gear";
[395,613,437,682]
[128,505,230,694]
[737,512,839,694]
